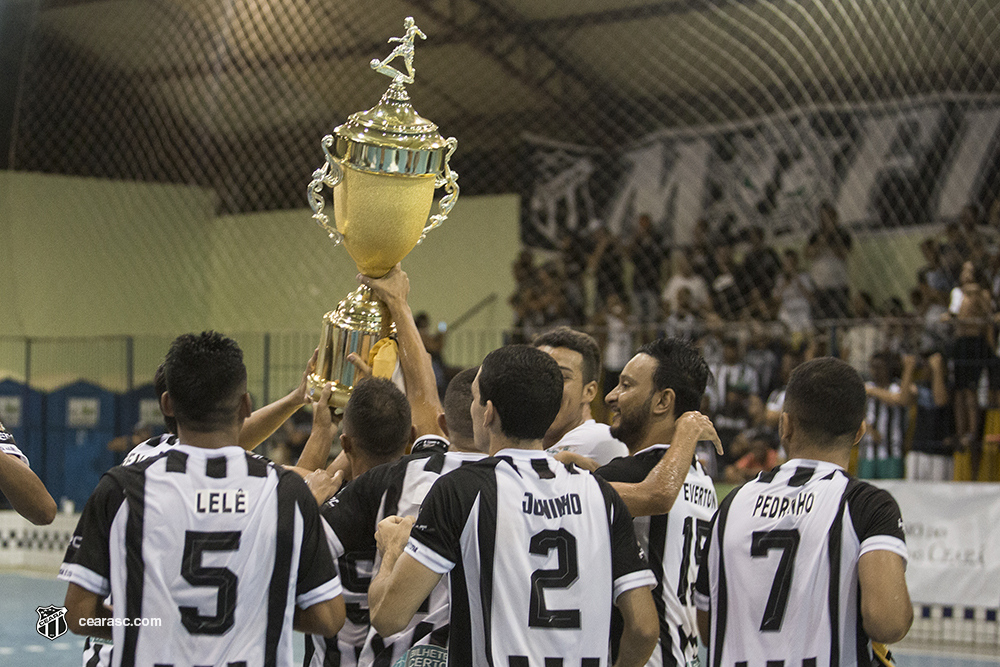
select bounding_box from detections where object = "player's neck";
[629,422,674,456]
[449,437,482,454]
[786,439,850,469]
[489,435,545,456]
[175,424,241,450]
[542,415,586,449]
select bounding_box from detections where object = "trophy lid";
[331,18,450,176]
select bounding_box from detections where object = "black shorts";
[952,335,996,390]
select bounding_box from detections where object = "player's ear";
[437,413,450,437]
[340,432,353,456]
[239,393,252,420]
[582,380,599,404]
[779,412,791,441]
[853,420,867,446]
[483,399,496,429]
[160,392,174,417]
[652,388,675,416]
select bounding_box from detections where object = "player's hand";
[358,264,410,311]
[304,469,344,505]
[901,354,917,370]
[674,411,723,455]
[294,348,319,406]
[928,352,944,369]
[312,383,341,431]
[375,515,415,556]
[552,450,600,472]
[346,353,373,380]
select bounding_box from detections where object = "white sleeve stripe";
[57,563,111,597]
[859,535,909,565]
[405,537,455,574]
[612,569,657,603]
[297,576,344,609]
[693,590,710,612]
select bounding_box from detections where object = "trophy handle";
[308,134,346,245]
[418,137,459,244]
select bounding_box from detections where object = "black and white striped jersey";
[597,445,718,667]
[694,459,908,667]
[59,443,341,667]
[82,433,179,667]
[0,423,29,465]
[306,435,485,667]
[405,448,656,667]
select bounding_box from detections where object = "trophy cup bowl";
[306,19,458,408]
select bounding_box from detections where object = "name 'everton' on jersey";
[597,445,718,667]
[694,459,907,667]
[59,444,341,667]
[307,436,485,667]
[405,448,656,667]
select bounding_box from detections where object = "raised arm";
[0,452,57,525]
[610,412,722,517]
[295,383,339,472]
[360,265,446,438]
[238,349,318,450]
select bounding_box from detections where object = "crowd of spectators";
[509,200,1000,483]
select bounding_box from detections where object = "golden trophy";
[306,17,459,407]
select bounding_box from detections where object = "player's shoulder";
[0,427,28,465]
[122,433,177,466]
[596,446,663,482]
[844,476,901,509]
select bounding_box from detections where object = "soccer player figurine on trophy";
[306,17,459,408]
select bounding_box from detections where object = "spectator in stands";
[662,251,711,314]
[958,204,988,264]
[774,248,815,345]
[626,213,668,326]
[743,321,781,400]
[722,430,779,485]
[558,230,589,325]
[741,225,782,302]
[860,352,911,479]
[946,260,996,471]
[914,274,951,355]
[708,337,761,416]
[840,291,885,374]
[805,201,852,319]
[688,218,720,285]
[906,353,954,481]
[710,244,746,320]
[594,292,634,404]
[939,222,967,287]
[588,226,627,313]
[661,286,703,343]
[918,238,953,294]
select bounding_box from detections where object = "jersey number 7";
[750,529,800,632]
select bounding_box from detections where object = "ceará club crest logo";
[36,605,69,640]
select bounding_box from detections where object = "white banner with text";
[875,481,1000,608]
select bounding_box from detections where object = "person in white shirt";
[534,326,629,466]
[662,252,710,314]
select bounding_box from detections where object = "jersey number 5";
[528,529,580,629]
[750,529,800,632]
[180,530,241,635]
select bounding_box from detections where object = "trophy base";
[307,284,394,408]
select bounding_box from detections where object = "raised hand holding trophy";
[306,17,459,407]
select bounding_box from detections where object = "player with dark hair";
[596,337,721,667]
[695,357,912,667]
[534,326,629,465]
[80,349,340,667]
[368,344,659,667]
[61,331,345,667]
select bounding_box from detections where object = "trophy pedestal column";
[308,284,394,408]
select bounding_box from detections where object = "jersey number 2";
[180,530,240,635]
[750,529,800,632]
[528,529,580,629]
